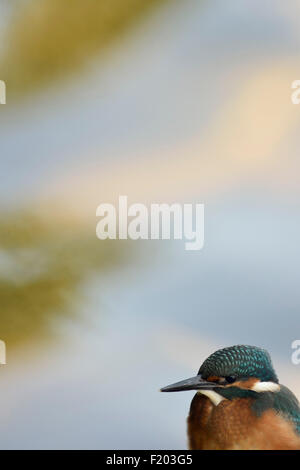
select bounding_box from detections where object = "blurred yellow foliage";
[1,0,168,96]
[0,212,127,348]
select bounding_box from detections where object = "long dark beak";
[160,374,216,392]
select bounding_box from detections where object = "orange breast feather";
[187,393,300,450]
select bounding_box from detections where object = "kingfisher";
[161,345,300,450]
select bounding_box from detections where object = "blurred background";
[0,0,300,449]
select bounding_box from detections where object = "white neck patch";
[198,390,225,406]
[251,381,280,393]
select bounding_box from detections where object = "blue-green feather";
[199,345,278,383]
[273,386,300,435]
[250,386,300,435]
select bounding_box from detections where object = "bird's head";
[161,345,280,403]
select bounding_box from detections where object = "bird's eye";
[225,376,236,384]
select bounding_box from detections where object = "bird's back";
[269,385,300,436]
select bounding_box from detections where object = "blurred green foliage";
[0,212,127,348]
[1,0,169,97]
